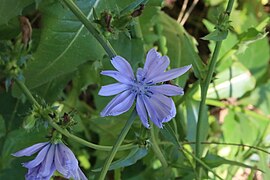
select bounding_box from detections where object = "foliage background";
[0,0,269,179]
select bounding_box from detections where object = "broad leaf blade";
[24,0,105,89]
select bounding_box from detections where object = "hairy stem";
[195,0,235,178]
[61,0,116,58]
[15,79,136,151]
[99,109,137,180]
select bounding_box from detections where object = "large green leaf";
[0,0,34,25]
[24,0,105,89]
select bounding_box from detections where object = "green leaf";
[194,62,256,100]
[202,29,228,41]
[241,80,270,115]
[0,0,34,25]
[1,128,47,168]
[24,0,105,89]
[236,36,269,80]
[0,115,6,138]
[110,33,144,69]
[93,147,148,172]
[160,124,180,148]
[203,153,261,171]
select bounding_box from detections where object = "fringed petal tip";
[111,56,134,79]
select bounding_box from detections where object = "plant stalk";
[15,79,136,151]
[195,0,235,178]
[150,125,168,167]
[98,109,137,180]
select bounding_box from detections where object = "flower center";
[131,80,152,97]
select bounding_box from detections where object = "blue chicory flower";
[12,141,87,180]
[99,48,192,128]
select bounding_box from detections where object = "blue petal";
[143,94,176,128]
[144,48,161,70]
[12,142,49,157]
[54,144,68,177]
[78,168,88,180]
[136,95,150,128]
[38,144,55,177]
[150,65,192,84]
[101,90,135,116]
[101,70,133,84]
[26,164,55,180]
[25,166,41,180]
[98,83,130,96]
[136,68,147,82]
[149,84,184,96]
[142,96,163,128]
[145,56,170,81]
[23,144,51,169]
[143,49,170,82]
[57,143,82,179]
[111,56,134,79]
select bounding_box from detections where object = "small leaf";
[92,147,148,172]
[237,28,268,54]
[203,153,262,171]
[202,29,228,41]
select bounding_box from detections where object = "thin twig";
[180,0,199,25]
[177,0,189,23]
[182,141,270,155]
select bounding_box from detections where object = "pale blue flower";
[12,142,87,180]
[99,48,191,128]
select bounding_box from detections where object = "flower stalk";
[98,109,137,180]
[14,79,136,151]
[150,126,168,167]
[195,0,235,178]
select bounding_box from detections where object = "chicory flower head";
[12,141,87,180]
[99,48,191,128]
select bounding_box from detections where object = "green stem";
[195,41,222,160]
[15,79,136,151]
[61,0,117,59]
[150,126,168,167]
[99,109,137,180]
[48,119,136,151]
[195,0,235,177]
[15,79,40,108]
[182,141,270,155]
[182,147,223,180]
